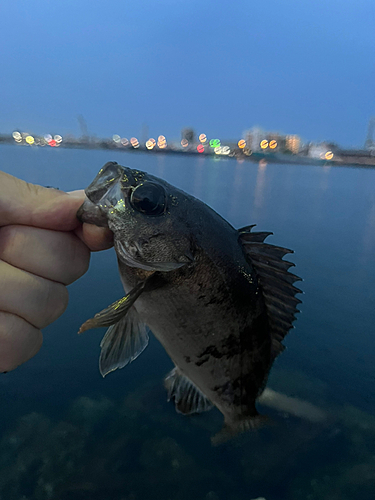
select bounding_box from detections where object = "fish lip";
[85,162,128,205]
[77,199,110,228]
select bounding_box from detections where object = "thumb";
[0,171,85,231]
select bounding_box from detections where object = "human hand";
[0,171,113,372]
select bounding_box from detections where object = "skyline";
[0,0,374,148]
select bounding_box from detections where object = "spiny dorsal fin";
[238,225,302,358]
[164,367,213,415]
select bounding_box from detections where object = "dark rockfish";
[77,162,302,440]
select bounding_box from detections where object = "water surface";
[1,145,374,500]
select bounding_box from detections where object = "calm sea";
[0,144,374,500]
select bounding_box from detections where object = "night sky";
[0,0,373,147]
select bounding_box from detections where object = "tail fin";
[211,414,269,446]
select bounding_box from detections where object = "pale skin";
[0,171,113,373]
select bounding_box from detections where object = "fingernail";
[68,190,86,197]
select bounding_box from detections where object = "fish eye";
[130,182,166,216]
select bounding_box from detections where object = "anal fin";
[164,367,213,415]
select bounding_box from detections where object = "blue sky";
[0,0,374,147]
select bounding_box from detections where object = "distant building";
[308,143,332,159]
[285,135,301,154]
[243,127,300,153]
[181,128,196,143]
[243,127,264,152]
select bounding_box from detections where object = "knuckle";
[69,238,90,282]
[42,282,69,326]
[0,225,18,257]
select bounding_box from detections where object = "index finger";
[0,171,84,231]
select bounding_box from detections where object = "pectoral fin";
[99,305,149,377]
[78,280,149,377]
[78,281,146,333]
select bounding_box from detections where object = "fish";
[77,161,302,441]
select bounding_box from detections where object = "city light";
[54,134,62,144]
[181,139,188,148]
[44,134,52,142]
[121,138,129,146]
[157,135,167,148]
[214,145,230,155]
[25,135,35,145]
[260,140,268,149]
[49,139,57,147]
[130,137,139,148]
[199,133,207,143]
[112,134,121,143]
[210,139,220,148]
[325,151,334,160]
[269,140,277,149]
[12,131,21,140]
[238,139,246,149]
[197,144,204,153]
[146,138,156,150]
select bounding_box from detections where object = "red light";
[49,139,56,147]
[197,144,204,153]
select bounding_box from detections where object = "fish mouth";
[77,199,110,227]
[115,240,192,272]
[77,162,128,227]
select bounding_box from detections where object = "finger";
[0,171,85,231]
[0,312,43,372]
[0,260,69,329]
[75,223,114,252]
[0,225,90,285]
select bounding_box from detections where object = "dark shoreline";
[1,137,374,168]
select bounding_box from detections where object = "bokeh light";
[181,139,188,148]
[325,151,334,160]
[197,144,204,153]
[269,140,277,149]
[112,134,121,143]
[209,139,220,148]
[146,139,156,150]
[12,131,21,140]
[238,139,246,149]
[121,138,129,146]
[260,140,268,149]
[54,135,62,144]
[199,133,207,143]
[130,137,139,148]
[44,134,52,142]
[25,135,35,145]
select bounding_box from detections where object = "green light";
[209,139,220,148]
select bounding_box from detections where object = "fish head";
[78,162,195,271]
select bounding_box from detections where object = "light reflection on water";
[0,145,375,500]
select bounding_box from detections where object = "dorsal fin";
[238,225,302,358]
